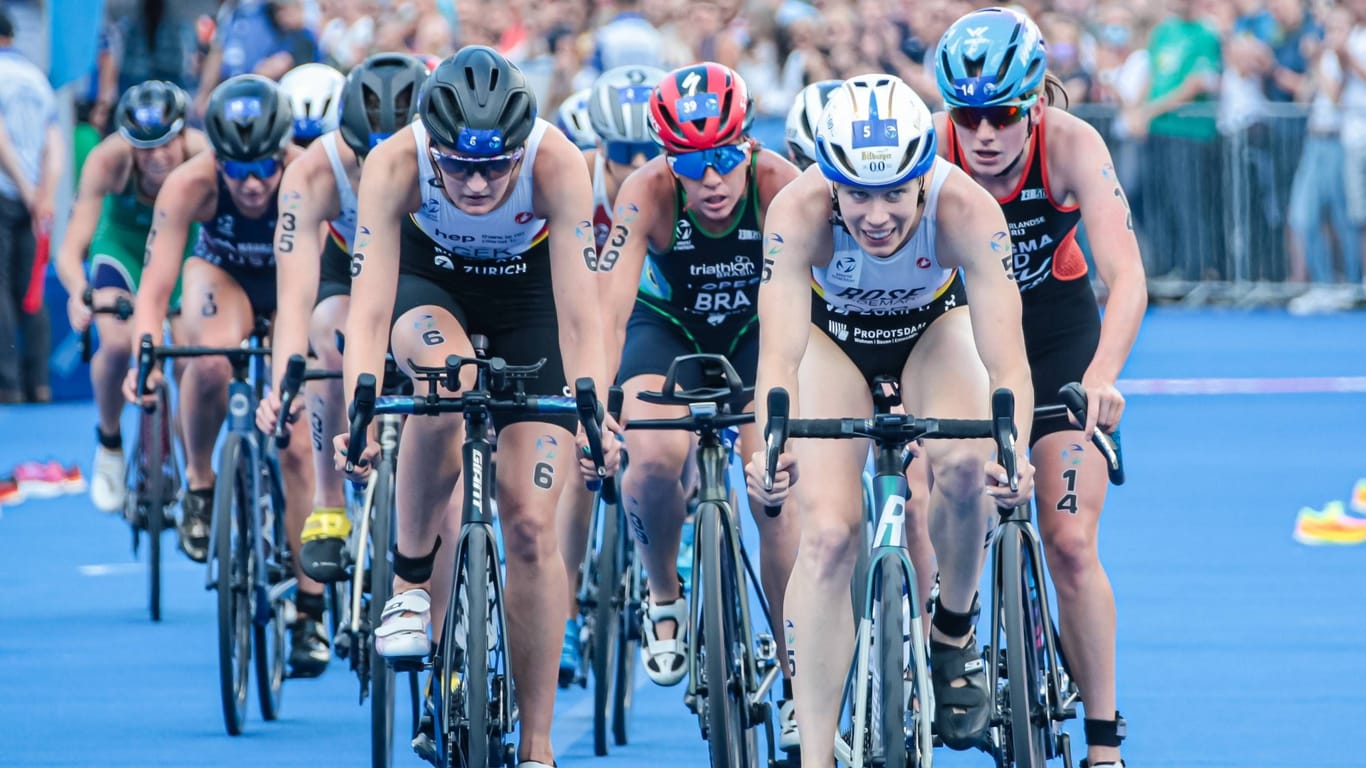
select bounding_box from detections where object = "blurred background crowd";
[1,0,1364,403]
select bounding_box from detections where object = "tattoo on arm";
[279,212,296,253]
[1102,164,1134,231]
[351,252,365,278]
[575,220,599,271]
[600,224,628,272]
[762,233,784,284]
[991,231,1015,281]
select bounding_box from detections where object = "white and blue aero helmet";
[556,88,598,150]
[814,74,937,189]
[279,63,345,143]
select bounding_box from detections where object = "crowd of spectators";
[4,0,1364,402]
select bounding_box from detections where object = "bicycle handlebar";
[80,288,135,363]
[762,388,789,517]
[274,355,307,449]
[575,379,617,504]
[1051,383,1125,485]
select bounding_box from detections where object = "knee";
[309,318,344,371]
[1043,522,1097,590]
[622,440,685,497]
[795,510,861,583]
[930,448,988,505]
[186,356,233,390]
[499,502,557,565]
[278,433,312,475]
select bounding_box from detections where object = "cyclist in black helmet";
[122,74,330,678]
[257,53,431,585]
[56,80,209,516]
[333,46,620,768]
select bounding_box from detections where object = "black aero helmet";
[205,74,294,161]
[340,52,430,157]
[116,81,189,148]
[419,46,537,156]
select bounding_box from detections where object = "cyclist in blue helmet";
[935,9,1147,768]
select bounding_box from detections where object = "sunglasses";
[429,145,524,181]
[604,140,660,165]
[220,156,282,181]
[948,96,1038,130]
[666,144,749,181]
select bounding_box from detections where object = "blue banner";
[48,0,106,89]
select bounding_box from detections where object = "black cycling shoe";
[300,536,349,582]
[288,618,330,678]
[930,633,991,751]
[177,490,213,563]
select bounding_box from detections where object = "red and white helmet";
[648,62,752,153]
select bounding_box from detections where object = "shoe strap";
[302,508,351,542]
[380,588,431,623]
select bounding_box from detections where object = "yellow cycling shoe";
[301,507,352,582]
[1293,502,1366,546]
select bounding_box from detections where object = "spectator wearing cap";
[0,9,64,403]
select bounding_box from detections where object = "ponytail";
[1041,71,1071,109]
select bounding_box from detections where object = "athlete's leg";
[88,281,136,512]
[1034,432,1121,766]
[381,303,473,655]
[554,476,594,682]
[899,306,995,748]
[737,419,798,672]
[902,454,936,632]
[299,295,352,581]
[785,328,874,768]
[174,260,254,561]
[496,421,578,764]
[620,373,694,683]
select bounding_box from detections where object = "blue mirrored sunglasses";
[604,141,660,165]
[221,156,282,181]
[429,145,524,181]
[666,144,749,181]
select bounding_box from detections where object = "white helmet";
[815,74,937,188]
[556,89,598,150]
[279,63,345,144]
[588,65,667,144]
[784,79,842,170]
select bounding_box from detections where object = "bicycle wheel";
[145,396,166,622]
[874,557,909,768]
[256,462,288,721]
[612,523,643,747]
[592,493,621,756]
[369,457,397,768]
[444,529,493,768]
[1002,525,1048,768]
[699,502,755,768]
[214,434,252,735]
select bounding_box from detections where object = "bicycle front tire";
[613,516,643,747]
[214,434,252,735]
[145,394,166,622]
[1002,525,1048,768]
[255,460,287,721]
[592,492,621,756]
[875,557,909,768]
[369,455,397,768]
[700,502,755,768]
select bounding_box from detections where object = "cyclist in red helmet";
[599,61,804,751]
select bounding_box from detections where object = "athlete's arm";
[56,137,124,327]
[935,170,1035,466]
[342,130,416,421]
[262,143,344,432]
[1052,114,1147,436]
[598,161,661,382]
[537,130,611,399]
[124,154,216,402]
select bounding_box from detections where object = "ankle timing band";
[393,536,442,584]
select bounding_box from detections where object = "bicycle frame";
[682,404,782,729]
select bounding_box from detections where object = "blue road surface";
[2,307,1365,767]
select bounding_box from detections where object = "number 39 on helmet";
[814,74,936,189]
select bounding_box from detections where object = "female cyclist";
[934,9,1147,767]
[599,61,803,748]
[782,79,842,170]
[56,81,206,513]
[746,74,1037,764]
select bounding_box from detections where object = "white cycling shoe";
[91,446,126,513]
[376,588,432,658]
[778,697,801,751]
[640,595,689,686]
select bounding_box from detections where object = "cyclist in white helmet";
[783,79,842,170]
[279,62,345,146]
[747,74,1037,764]
[554,63,666,686]
[555,88,598,151]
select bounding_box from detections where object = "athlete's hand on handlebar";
[122,366,162,409]
[576,412,624,483]
[1077,375,1124,439]
[332,431,378,482]
[984,451,1034,509]
[745,450,799,508]
[68,290,93,332]
[256,388,306,437]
